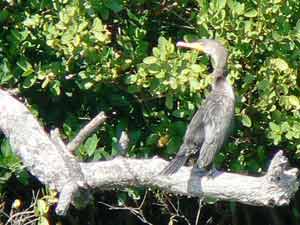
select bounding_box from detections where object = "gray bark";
[81,152,298,207]
[0,89,298,215]
[0,89,88,215]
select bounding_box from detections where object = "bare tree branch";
[80,153,298,207]
[0,89,298,216]
[67,111,107,153]
[0,89,88,215]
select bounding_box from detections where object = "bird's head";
[176,39,228,77]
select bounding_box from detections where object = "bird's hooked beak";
[176,41,204,52]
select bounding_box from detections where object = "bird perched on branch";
[160,39,235,175]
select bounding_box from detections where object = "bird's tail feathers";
[159,155,188,175]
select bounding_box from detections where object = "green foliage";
[127,36,211,96]
[0,139,29,191]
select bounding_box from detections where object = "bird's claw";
[191,167,208,177]
[191,167,217,178]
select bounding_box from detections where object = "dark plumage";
[160,39,235,175]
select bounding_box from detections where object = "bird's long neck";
[211,67,234,99]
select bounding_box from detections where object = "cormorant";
[160,39,235,175]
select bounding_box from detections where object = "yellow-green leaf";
[244,9,257,18]
[191,64,203,73]
[38,216,49,225]
[37,199,49,215]
[169,77,178,89]
[165,95,173,110]
[189,79,201,91]
[143,56,157,64]
[241,114,252,127]
[270,58,289,72]
[289,95,300,108]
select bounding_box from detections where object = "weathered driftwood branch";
[0,89,298,216]
[81,152,298,207]
[0,89,89,215]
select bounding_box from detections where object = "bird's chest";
[202,95,234,141]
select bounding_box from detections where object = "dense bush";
[0,0,300,224]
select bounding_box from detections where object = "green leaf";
[189,78,201,91]
[272,31,283,41]
[104,0,123,13]
[0,9,9,23]
[99,7,110,20]
[78,21,88,32]
[0,59,13,84]
[84,134,99,157]
[172,109,186,118]
[153,47,160,57]
[286,130,294,140]
[170,121,187,137]
[211,0,227,11]
[23,14,40,28]
[281,121,290,132]
[36,199,49,215]
[61,30,74,44]
[169,77,178,89]
[165,95,173,110]
[295,19,300,33]
[93,147,106,160]
[17,58,33,77]
[146,133,159,145]
[50,80,61,96]
[288,95,300,108]
[244,9,257,18]
[117,192,127,206]
[1,139,13,158]
[155,71,165,79]
[166,138,181,155]
[148,64,161,74]
[270,58,289,72]
[38,216,49,225]
[11,30,28,42]
[127,188,141,200]
[241,114,252,127]
[127,85,141,93]
[111,136,119,156]
[16,170,29,185]
[143,56,157,64]
[216,0,227,10]
[22,75,37,88]
[269,122,280,132]
[228,0,245,15]
[131,130,141,144]
[91,18,109,42]
[190,64,203,73]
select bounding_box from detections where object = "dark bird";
[160,39,235,175]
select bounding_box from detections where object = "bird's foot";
[206,167,217,178]
[191,167,217,178]
[191,167,208,177]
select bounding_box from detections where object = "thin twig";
[160,194,192,225]
[195,198,204,225]
[67,111,106,153]
[138,190,148,209]
[5,210,35,225]
[4,190,41,225]
[23,218,39,225]
[98,191,153,225]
